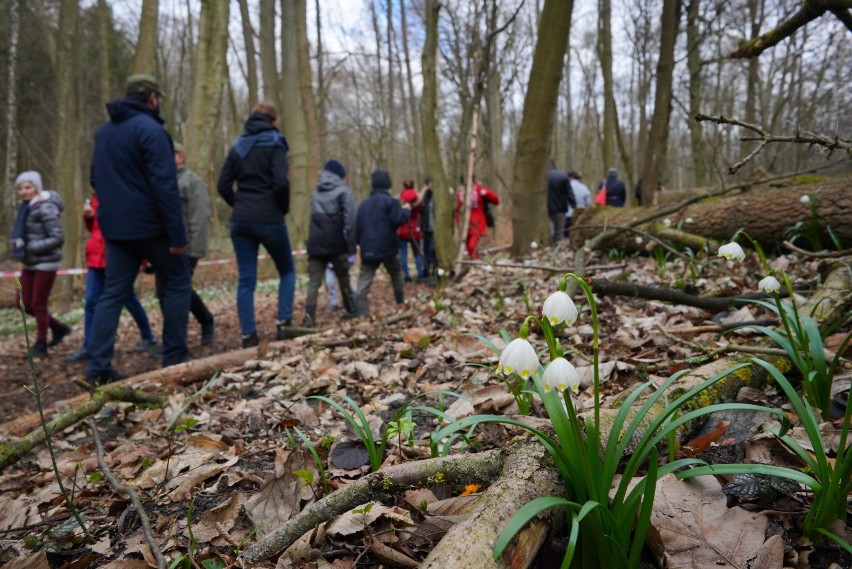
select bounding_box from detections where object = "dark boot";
[303,305,316,328]
[276,319,292,340]
[31,341,48,358]
[201,318,216,346]
[49,322,71,347]
[242,333,259,348]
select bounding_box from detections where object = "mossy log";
[0,386,164,471]
[571,176,852,250]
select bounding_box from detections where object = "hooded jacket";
[21,190,65,271]
[307,170,356,257]
[547,167,576,215]
[217,112,290,223]
[177,166,211,258]
[355,169,410,261]
[90,98,187,248]
[604,174,626,207]
[396,188,423,241]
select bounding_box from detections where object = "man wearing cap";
[303,159,357,327]
[87,74,191,384]
[172,142,215,345]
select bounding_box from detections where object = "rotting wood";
[239,449,505,564]
[589,278,781,312]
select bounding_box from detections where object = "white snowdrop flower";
[542,291,579,326]
[542,357,580,394]
[497,338,539,379]
[758,275,781,294]
[685,217,694,224]
[635,236,644,244]
[800,195,811,204]
[437,268,446,277]
[531,241,539,249]
[663,218,672,227]
[484,264,493,271]
[717,242,745,262]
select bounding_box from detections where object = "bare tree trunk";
[2,0,20,235]
[369,0,388,165]
[259,0,279,107]
[639,0,679,206]
[238,0,258,109]
[133,0,159,73]
[56,0,80,277]
[315,0,326,157]
[598,0,616,171]
[400,0,422,177]
[510,0,574,257]
[421,0,454,270]
[686,0,707,188]
[97,0,111,115]
[741,0,763,175]
[386,0,396,174]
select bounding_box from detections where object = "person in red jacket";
[65,194,157,362]
[456,175,500,260]
[396,179,424,281]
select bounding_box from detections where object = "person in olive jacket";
[10,171,72,358]
[354,169,410,317]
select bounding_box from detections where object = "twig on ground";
[88,418,166,569]
[589,278,780,311]
[664,320,778,335]
[456,260,626,273]
[783,240,852,259]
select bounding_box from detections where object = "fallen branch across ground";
[589,278,780,312]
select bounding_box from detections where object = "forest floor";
[0,240,850,568]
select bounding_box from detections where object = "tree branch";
[589,278,782,312]
[730,1,827,58]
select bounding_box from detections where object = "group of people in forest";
[10,73,507,385]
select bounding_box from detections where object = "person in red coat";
[456,175,500,259]
[396,179,424,281]
[65,194,157,362]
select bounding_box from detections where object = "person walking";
[172,142,215,345]
[419,177,437,281]
[546,159,575,243]
[10,171,71,358]
[354,169,410,317]
[564,170,592,238]
[603,167,627,207]
[86,74,191,385]
[455,175,499,259]
[303,159,357,327]
[217,102,295,347]
[397,179,424,282]
[66,194,157,363]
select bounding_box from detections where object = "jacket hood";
[316,170,345,193]
[243,112,278,135]
[371,169,392,190]
[31,190,64,211]
[106,98,164,125]
[234,114,289,158]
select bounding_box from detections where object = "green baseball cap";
[125,74,166,98]
[173,142,185,154]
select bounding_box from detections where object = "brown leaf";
[683,421,730,457]
[1,551,50,569]
[244,448,314,538]
[403,327,430,346]
[324,502,414,538]
[426,495,480,517]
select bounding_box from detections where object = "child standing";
[397,179,424,282]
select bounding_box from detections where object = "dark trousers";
[156,257,213,327]
[306,255,355,317]
[549,211,566,243]
[85,267,153,349]
[355,254,404,317]
[422,231,437,276]
[18,269,61,343]
[86,236,190,375]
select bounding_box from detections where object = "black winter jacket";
[604,174,626,207]
[22,190,65,270]
[307,170,356,257]
[546,167,576,215]
[355,185,410,261]
[217,113,290,223]
[90,98,187,247]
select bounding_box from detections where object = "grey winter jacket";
[22,190,65,271]
[177,166,211,258]
[307,170,356,257]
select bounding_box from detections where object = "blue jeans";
[229,220,296,335]
[86,236,191,375]
[399,238,424,279]
[84,268,153,350]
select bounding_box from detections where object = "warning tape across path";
[0,249,307,279]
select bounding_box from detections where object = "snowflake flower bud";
[717,242,745,262]
[635,236,643,244]
[542,291,579,326]
[685,217,693,224]
[531,241,539,249]
[542,357,580,394]
[800,195,811,204]
[758,275,781,294]
[497,338,539,379]
[663,218,672,227]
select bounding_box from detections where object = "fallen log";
[571,175,852,250]
[589,278,780,312]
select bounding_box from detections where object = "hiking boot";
[201,319,216,346]
[303,313,315,329]
[276,319,292,340]
[242,333,259,348]
[65,347,88,363]
[49,322,72,347]
[31,341,48,358]
[85,368,126,386]
[134,338,158,353]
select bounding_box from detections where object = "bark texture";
[571,177,852,249]
[132,0,159,73]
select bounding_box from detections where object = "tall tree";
[238,0,259,109]
[96,0,111,113]
[2,0,20,234]
[639,0,679,206]
[400,0,422,176]
[686,0,708,186]
[421,0,453,269]
[598,0,616,170]
[259,0,279,106]
[510,0,574,256]
[132,0,159,73]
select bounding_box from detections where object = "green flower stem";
[539,317,563,359]
[564,274,601,430]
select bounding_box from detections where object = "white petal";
[800,195,811,204]
[758,275,781,293]
[543,291,579,326]
[543,358,580,394]
[717,242,745,262]
[498,338,539,378]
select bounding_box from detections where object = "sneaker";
[303,314,315,328]
[85,368,127,386]
[134,338,158,353]
[242,333,259,348]
[48,322,72,347]
[276,319,292,341]
[65,347,88,363]
[31,341,48,358]
[404,276,413,283]
[201,319,216,346]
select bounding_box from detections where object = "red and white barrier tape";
[0,249,307,279]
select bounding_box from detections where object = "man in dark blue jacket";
[86,74,191,384]
[604,167,627,207]
[354,169,410,317]
[546,159,575,243]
